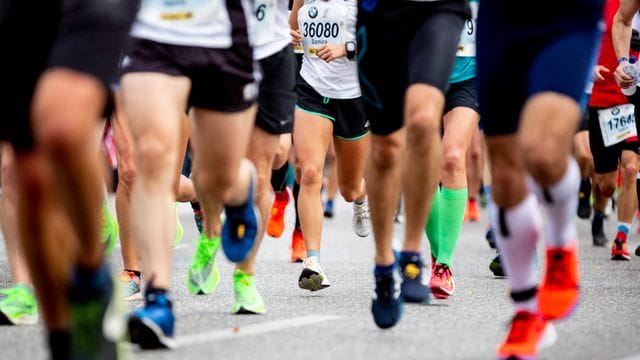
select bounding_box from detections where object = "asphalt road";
[1,196,639,360]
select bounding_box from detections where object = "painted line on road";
[173,315,341,348]
[617,354,640,360]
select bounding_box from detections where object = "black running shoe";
[635,243,640,257]
[371,270,403,329]
[591,211,607,247]
[485,226,496,249]
[577,178,592,219]
[69,264,122,360]
[489,252,505,277]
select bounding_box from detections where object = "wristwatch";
[345,41,356,61]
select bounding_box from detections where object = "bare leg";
[121,73,190,289]
[112,91,140,272]
[402,84,444,251]
[293,110,333,255]
[366,131,406,265]
[237,127,280,274]
[0,145,31,285]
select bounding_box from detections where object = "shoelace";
[433,264,450,279]
[355,202,369,220]
[375,275,394,303]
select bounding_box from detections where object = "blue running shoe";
[222,163,260,263]
[399,254,431,304]
[323,199,334,218]
[69,264,122,359]
[128,288,175,349]
[372,269,403,329]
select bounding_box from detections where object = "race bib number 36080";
[597,104,637,147]
[299,2,347,56]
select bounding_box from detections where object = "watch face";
[347,42,355,51]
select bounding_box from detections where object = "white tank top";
[298,0,360,99]
[254,0,292,60]
[131,0,255,48]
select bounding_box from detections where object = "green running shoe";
[0,284,38,325]
[231,269,265,314]
[187,234,221,294]
[101,201,119,257]
[174,204,184,247]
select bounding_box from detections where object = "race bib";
[299,1,347,57]
[597,104,638,147]
[254,0,277,45]
[457,1,478,57]
[138,0,221,27]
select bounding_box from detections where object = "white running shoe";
[352,197,372,237]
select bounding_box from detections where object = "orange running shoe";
[498,310,556,360]
[290,228,307,263]
[266,189,290,238]
[466,198,480,222]
[611,231,631,260]
[538,244,580,321]
[429,263,455,299]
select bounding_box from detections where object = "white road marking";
[172,315,340,348]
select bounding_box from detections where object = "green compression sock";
[425,187,442,260]
[436,187,468,267]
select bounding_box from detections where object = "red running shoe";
[290,229,307,263]
[538,244,580,321]
[611,231,631,261]
[429,263,455,299]
[266,189,290,238]
[498,310,557,360]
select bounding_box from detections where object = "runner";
[228,0,298,313]
[357,0,469,328]
[1,0,139,358]
[588,0,639,255]
[119,0,261,348]
[290,0,372,292]
[476,1,603,358]
[426,0,480,300]
[610,0,640,260]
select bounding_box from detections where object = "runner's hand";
[290,29,303,46]
[316,44,346,63]
[615,61,635,88]
[593,65,609,81]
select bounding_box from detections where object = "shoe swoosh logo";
[190,261,214,285]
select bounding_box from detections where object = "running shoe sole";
[371,300,403,329]
[232,306,265,315]
[498,322,557,360]
[0,311,38,325]
[431,286,453,300]
[128,317,175,350]
[611,254,631,261]
[298,269,329,291]
[222,164,260,263]
[125,293,143,301]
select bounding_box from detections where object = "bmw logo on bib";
[309,6,318,19]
